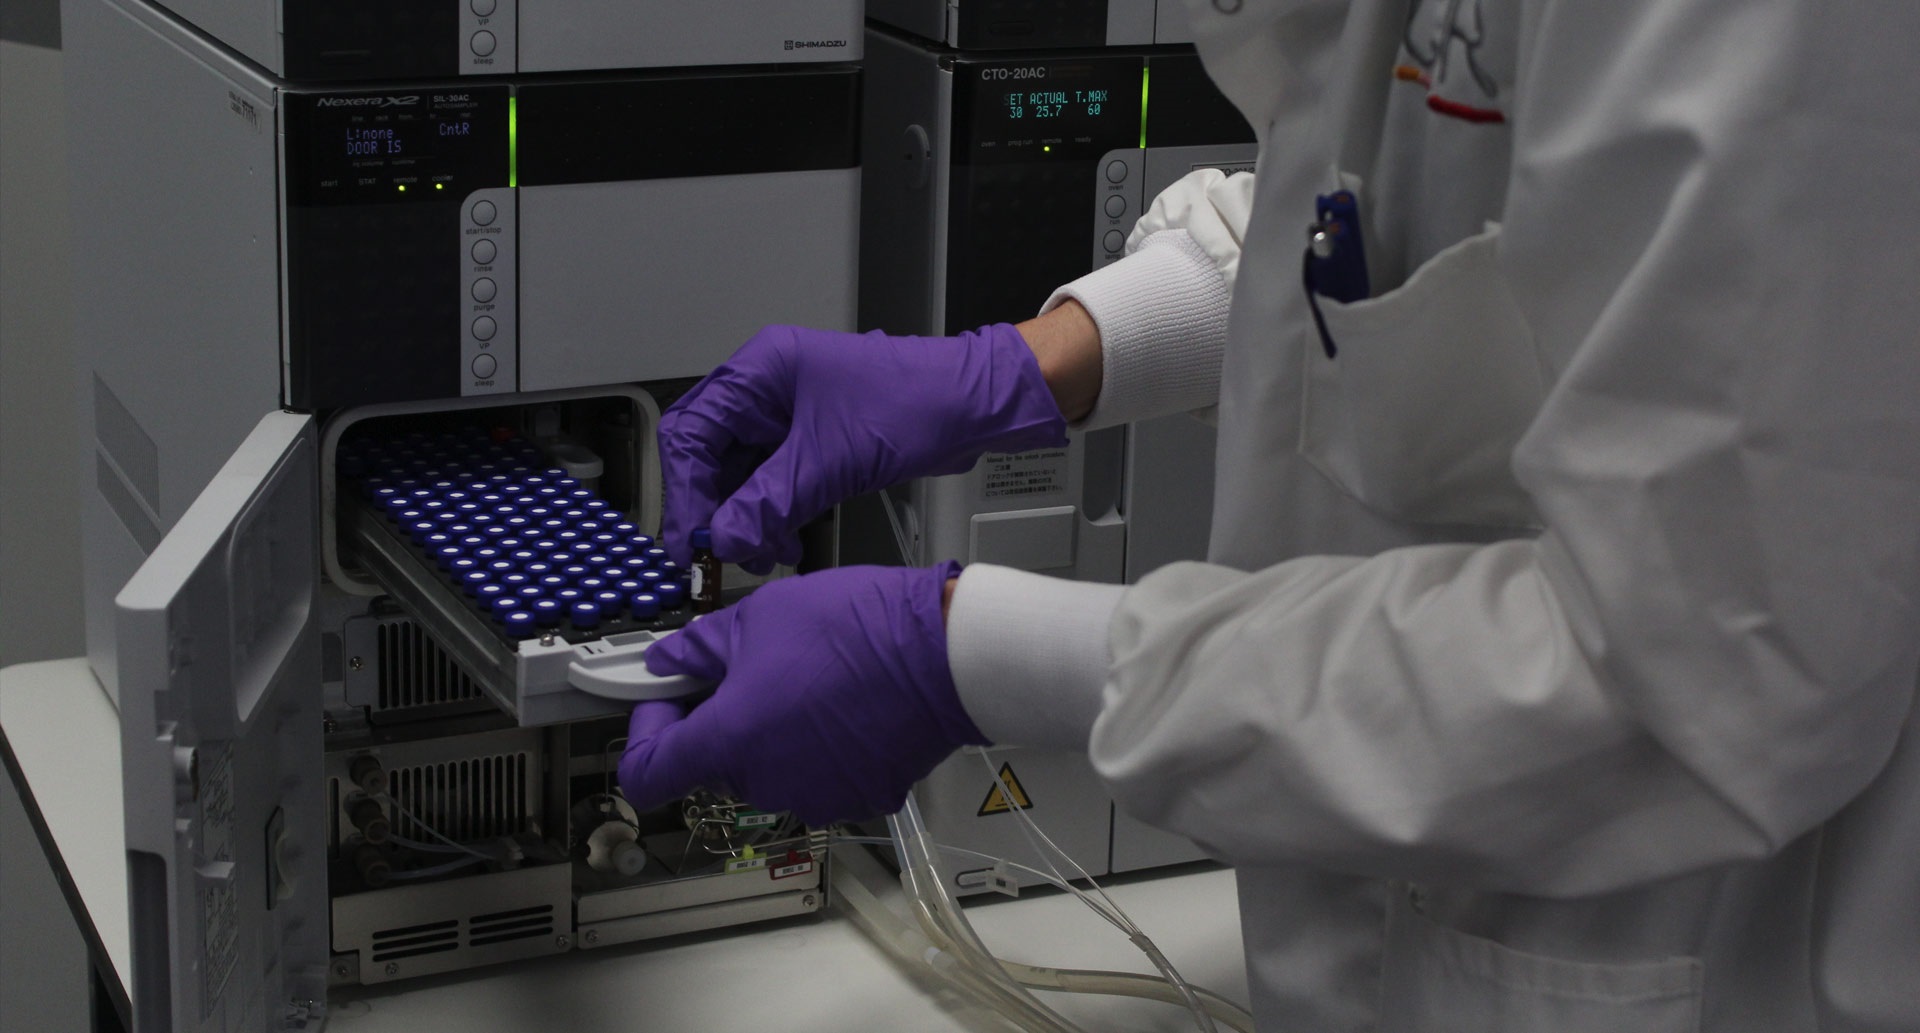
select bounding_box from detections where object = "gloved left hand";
[617,561,982,825]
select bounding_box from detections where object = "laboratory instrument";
[129,0,861,80]
[870,0,1196,50]
[71,0,860,697]
[63,0,855,1027]
[852,26,1256,891]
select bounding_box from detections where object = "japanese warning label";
[201,880,239,1015]
[981,449,1068,501]
[977,762,1034,816]
[197,744,238,1016]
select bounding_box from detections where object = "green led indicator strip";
[1139,64,1150,149]
[508,95,518,188]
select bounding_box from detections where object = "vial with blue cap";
[531,598,565,627]
[502,610,537,637]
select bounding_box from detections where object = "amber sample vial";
[691,527,721,613]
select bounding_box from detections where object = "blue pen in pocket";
[1302,189,1370,357]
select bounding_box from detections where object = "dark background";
[1,0,60,47]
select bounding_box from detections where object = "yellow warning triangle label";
[977,762,1034,816]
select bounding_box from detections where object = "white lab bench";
[1,659,1248,1033]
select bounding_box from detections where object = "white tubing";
[889,798,1089,1033]
[833,786,1251,1033]
[974,750,1219,1033]
[832,839,1256,1032]
[1002,962,1255,1033]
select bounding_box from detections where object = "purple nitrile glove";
[617,561,981,825]
[659,324,1067,571]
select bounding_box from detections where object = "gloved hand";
[659,324,1066,571]
[617,561,981,825]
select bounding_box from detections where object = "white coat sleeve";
[1038,169,1254,430]
[956,0,1920,897]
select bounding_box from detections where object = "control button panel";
[1091,149,1144,270]
[461,187,516,395]
[457,0,516,74]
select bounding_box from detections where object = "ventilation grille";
[469,906,555,947]
[387,753,530,842]
[367,907,554,962]
[370,920,459,962]
[376,619,484,712]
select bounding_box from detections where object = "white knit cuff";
[1039,230,1231,431]
[946,565,1125,750]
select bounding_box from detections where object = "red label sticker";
[771,850,816,880]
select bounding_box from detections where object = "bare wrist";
[1015,298,1102,423]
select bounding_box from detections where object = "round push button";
[471,238,497,264]
[471,31,497,57]
[1103,230,1126,253]
[1104,194,1127,218]
[471,200,497,226]
[471,0,497,15]
[472,354,499,379]
[472,315,497,341]
[1104,159,1129,184]
[472,277,497,303]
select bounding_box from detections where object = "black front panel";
[955,0,1110,50]
[283,0,461,81]
[515,66,861,187]
[285,88,511,410]
[945,53,1144,333]
[1145,52,1255,147]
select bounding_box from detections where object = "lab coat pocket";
[1300,223,1546,529]
[1379,888,1704,1033]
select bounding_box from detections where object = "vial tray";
[341,425,703,724]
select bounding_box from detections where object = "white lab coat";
[945,0,1920,1029]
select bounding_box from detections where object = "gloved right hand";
[659,324,1067,571]
[617,561,978,825]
